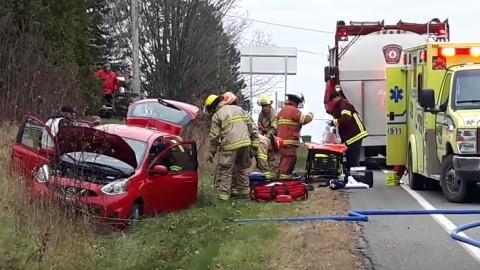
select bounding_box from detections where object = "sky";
[232,0,480,142]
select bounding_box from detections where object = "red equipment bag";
[250,180,309,202]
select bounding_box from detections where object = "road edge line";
[381,169,480,264]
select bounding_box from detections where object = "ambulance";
[386,42,480,203]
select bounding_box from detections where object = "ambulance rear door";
[386,66,407,165]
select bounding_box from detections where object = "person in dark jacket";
[326,91,368,169]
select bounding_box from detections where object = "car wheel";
[127,203,142,227]
[440,155,473,203]
[408,147,425,190]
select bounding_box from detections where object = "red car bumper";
[31,180,134,227]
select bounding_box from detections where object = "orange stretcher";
[303,142,348,184]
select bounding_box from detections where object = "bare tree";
[135,0,245,104]
[238,29,284,98]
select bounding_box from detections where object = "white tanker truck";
[323,18,450,164]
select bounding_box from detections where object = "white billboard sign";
[239,47,297,75]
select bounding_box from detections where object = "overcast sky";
[233,0,480,142]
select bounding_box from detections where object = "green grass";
[101,118,124,124]
[93,179,294,270]
[0,127,308,270]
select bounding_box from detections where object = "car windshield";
[453,69,480,108]
[122,137,148,167]
[127,101,192,126]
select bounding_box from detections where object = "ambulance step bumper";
[453,156,480,180]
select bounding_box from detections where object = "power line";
[242,39,327,56]
[225,14,333,34]
[298,49,327,56]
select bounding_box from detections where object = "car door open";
[11,115,55,177]
[147,140,198,212]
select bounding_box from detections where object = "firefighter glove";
[208,152,215,163]
[251,147,258,157]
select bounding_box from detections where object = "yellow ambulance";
[386,42,480,203]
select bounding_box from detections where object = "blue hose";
[233,209,480,248]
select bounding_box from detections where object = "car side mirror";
[39,147,55,156]
[419,88,436,108]
[150,165,168,175]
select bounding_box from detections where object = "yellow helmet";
[204,94,218,106]
[257,95,273,106]
[204,94,220,113]
[223,91,237,105]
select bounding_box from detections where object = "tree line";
[0,0,277,122]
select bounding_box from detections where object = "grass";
[0,125,308,270]
[93,182,296,269]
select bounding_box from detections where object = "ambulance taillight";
[438,47,480,57]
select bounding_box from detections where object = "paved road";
[349,170,480,270]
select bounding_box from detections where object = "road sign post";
[239,47,297,115]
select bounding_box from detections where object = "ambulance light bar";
[439,47,480,57]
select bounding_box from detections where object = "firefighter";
[277,92,314,179]
[204,94,259,201]
[222,92,280,179]
[326,91,368,169]
[150,139,183,172]
[256,134,284,179]
[257,94,281,179]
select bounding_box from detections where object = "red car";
[11,115,199,225]
[126,98,199,135]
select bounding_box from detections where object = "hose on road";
[232,209,480,248]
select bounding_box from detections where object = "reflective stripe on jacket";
[257,108,277,136]
[209,102,259,152]
[331,98,368,145]
[277,104,313,146]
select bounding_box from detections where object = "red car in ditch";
[126,98,199,135]
[11,116,199,225]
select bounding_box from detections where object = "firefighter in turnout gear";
[326,91,368,169]
[256,95,281,179]
[221,91,280,179]
[204,94,259,201]
[277,92,313,179]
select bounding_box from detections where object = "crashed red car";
[11,115,199,225]
[126,98,199,135]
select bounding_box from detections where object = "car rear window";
[127,101,192,126]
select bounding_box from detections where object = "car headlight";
[457,129,477,154]
[36,164,50,183]
[101,179,128,195]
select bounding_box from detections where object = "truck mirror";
[324,66,331,82]
[419,89,435,108]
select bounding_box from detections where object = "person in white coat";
[42,106,75,147]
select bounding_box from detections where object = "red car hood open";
[55,126,138,168]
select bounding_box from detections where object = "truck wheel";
[408,147,425,190]
[440,155,473,203]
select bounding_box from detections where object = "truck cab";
[386,43,480,202]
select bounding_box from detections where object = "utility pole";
[131,0,140,97]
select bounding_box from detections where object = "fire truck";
[324,18,449,164]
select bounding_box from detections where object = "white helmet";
[285,92,305,104]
